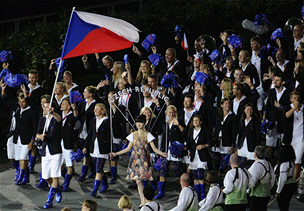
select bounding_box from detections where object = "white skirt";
[61,140,74,167]
[238,137,254,160]
[7,136,15,159]
[14,136,29,161]
[42,146,62,179]
[189,150,208,170]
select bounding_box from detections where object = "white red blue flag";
[181,33,189,50]
[61,9,140,59]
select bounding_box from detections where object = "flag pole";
[42,7,76,135]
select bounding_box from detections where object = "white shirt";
[144,98,153,108]
[27,83,40,94]
[274,161,295,193]
[126,132,155,143]
[169,186,199,211]
[140,201,164,211]
[275,87,286,102]
[184,108,197,126]
[62,111,72,127]
[251,52,262,87]
[67,83,78,93]
[55,94,69,106]
[199,185,223,211]
[294,37,304,51]
[277,60,289,72]
[248,159,276,189]
[91,116,109,158]
[233,95,246,115]
[223,167,254,194]
[291,104,304,143]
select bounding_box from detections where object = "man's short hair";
[254,145,266,159]
[250,36,263,46]
[184,94,194,103]
[268,66,282,76]
[83,199,98,211]
[29,69,38,76]
[148,74,159,82]
[234,82,245,93]
[166,48,176,57]
[275,73,286,82]
[143,185,156,201]
[102,55,114,63]
[41,94,51,103]
[290,91,301,98]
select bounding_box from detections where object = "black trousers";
[250,195,270,211]
[224,204,247,211]
[277,183,297,211]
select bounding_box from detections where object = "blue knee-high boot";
[36,172,48,188]
[62,174,72,191]
[150,180,157,190]
[15,169,25,185]
[99,175,108,193]
[44,187,56,208]
[200,183,206,200]
[194,184,201,200]
[29,155,36,173]
[55,186,63,203]
[77,165,89,181]
[154,181,165,199]
[12,161,19,181]
[20,167,30,185]
[109,166,117,184]
[90,180,101,197]
[87,161,96,178]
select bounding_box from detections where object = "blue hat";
[148,53,165,67]
[154,157,168,171]
[0,50,13,62]
[1,68,28,88]
[270,28,286,40]
[194,71,210,85]
[227,34,243,48]
[174,25,183,38]
[160,72,180,88]
[209,49,222,64]
[141,34,159,52]
[169,141,184,158]
[70,90,84,104]
[254,14,269,26]
[258,44,277,59]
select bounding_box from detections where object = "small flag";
[70,90,83,103]
[181,33,189,50]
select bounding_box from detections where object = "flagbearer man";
[36,102,63,209]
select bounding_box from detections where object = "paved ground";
[0,154,303,211]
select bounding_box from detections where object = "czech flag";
[181,33,189,50]
[61,9,140,60]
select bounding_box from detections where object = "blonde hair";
[85,85,96,94]
[240,50,251,63]
[63,70,72,78]
[222,78,233,99]
[56,82,69,95]
[61,207,72,211]
[118,195,132,209]
[135,60,152,85]
[140,106,156,118]
[166,105,178,118]
[112,61,125,85]
[95,103,108,117]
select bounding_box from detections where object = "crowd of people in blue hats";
[1,6,304,211]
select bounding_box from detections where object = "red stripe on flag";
[62,27,133,59]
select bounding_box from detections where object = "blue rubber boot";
[55,186,63,203]
[87,161,96,178]
[77,165,88,181]
[194,184,201,200]
[154,181,165,199]
[90,180,101,197]
[150,180,157,190]
[12,161,19,181]
[109,166,117,184]
[62,174,72,192]
[20,167,30,185]
[200,183,206,200]
[61,166,67,178]
[14,168,20,181]
[43,187,56,208]
[99,175,108,193]
[36,172,48,188]
[15,169,25,185]
[29,155,36,173]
